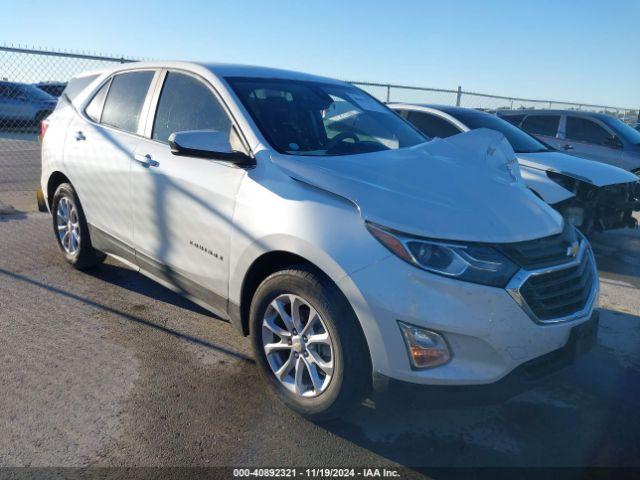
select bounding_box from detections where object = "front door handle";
[75,131,85,141]
[562,143,574,150]
[134,153,160,168]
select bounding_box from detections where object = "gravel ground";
[1,137,639,476]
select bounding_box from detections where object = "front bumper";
[372,310,599,404]
[339,253,598,386]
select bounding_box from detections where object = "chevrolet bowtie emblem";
[566,241,579,257]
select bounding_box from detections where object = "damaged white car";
[391,104,640,232]
[39,63,599,418]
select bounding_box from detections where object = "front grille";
[519,249,595,321]
[499,223,578,270]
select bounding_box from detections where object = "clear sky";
[3,0,639,107]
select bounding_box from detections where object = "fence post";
[455,86,462,106]
[386,84,391,103]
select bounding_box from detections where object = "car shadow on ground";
[589,225,640,279]
[0,210,27,223]
[0,265,253,364]
[86,261,213,317]
[317,307,640,473]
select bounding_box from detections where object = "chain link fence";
[349,81,639,123]
[0,46,136,213]
[0,44,638,214]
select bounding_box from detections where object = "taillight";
[39,118,50,143]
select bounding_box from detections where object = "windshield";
[451,110,550,154]
[600,116,640,145]
[226,77,426,156]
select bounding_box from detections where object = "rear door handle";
[75,131,85,141]
[562,143,574,150]
[134,153,159,168]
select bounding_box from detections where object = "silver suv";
[37,62,599,418]
[498,109,640,175]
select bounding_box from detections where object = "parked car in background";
[390,104,640,232]
[38,61,599,419]
[497,109,640,175]
[34,81,67,98]
[0,81,57,128]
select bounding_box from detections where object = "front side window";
[450,110,549,154]
[600,115,640,145]
[500,114,525,126]
[226,77,425,156]
[100,71,154,134]
[406,111,461,138]
[565,116,613,145]
[521,115,559,137]
[152,72,231,143]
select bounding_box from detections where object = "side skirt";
[88,224,232,321]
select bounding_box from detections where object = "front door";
[130,71,246,314]
[562,115,623,168]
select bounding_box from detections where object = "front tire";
[250,265,371,420]
[51,183,105,270]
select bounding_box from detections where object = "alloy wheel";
[262,294,334,398]
[56,196,80,255]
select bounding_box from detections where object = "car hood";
[270,128,563,243]
[517,151,637,187]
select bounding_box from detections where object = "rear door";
[561,115,624,167]
[63,70,157,256]
[520,114,562,149]
[130,70,246,313]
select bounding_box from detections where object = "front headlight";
[366,223,519,288]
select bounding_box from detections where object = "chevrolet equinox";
[38,62,599,418]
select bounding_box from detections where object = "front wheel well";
[238,251,322,336]
[47,171,71,209]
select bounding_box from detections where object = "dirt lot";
[1,138,639,476]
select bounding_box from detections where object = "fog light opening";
[398,321,451,369]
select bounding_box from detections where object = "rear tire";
[250,265,371,420]
[51,183,105,270]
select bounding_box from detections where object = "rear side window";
[0,83,20,100]
[85,80,110,123]
[152,72,231,143]
[521,115,559,136]
[406,111,460,138]
[565,116,612,145]
[101,71,154,133]
[500,114,525,126]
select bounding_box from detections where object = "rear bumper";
[372,310,599,405]
[36,187,48,213]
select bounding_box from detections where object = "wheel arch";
[46,171,72,209]
[234,250,324,336]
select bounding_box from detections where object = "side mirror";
[168,130,252,165]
